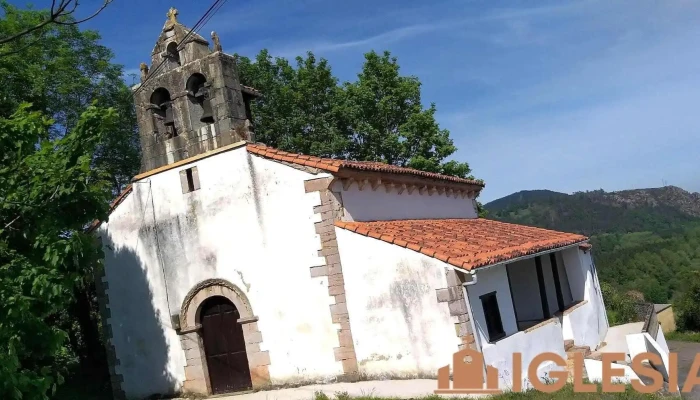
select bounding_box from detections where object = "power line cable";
[134,0,224,95]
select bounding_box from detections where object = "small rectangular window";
[180,166,200,193]
[481,291,505,342]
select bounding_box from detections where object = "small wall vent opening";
[180,166,201,193]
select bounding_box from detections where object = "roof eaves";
[86,185,133,234]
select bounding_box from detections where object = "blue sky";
[13,0,700,202]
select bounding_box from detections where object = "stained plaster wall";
[98,147,343,398]
[335,228,460,377]
[333,182,478,222]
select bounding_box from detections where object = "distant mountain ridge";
[484,186,700,236]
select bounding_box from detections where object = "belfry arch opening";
[149,88,177,139]
[186,73,215,125]
[166,42,181,66]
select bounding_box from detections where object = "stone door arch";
[178,279,270,394]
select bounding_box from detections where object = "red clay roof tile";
[246,143,485,187]
[335,219,588,271]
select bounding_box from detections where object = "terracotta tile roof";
[246,143,485,187]
[87,185,133,233]
[335,218,588,271]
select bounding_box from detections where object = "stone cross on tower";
[165,7,179,28]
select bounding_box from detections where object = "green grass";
[312,384,664,400]
[666,330,700,342]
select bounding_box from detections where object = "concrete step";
[564,339,575,351]
[565,346,590,383]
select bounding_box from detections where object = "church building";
[93,9,609,400]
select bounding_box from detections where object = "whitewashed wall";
[655,326,670,356]
[481,320,567,390]
[560,248,608,349]
[562,302,599,350]
[98,147,343,399]
[465,265,518,348]
[333,182,478,222]
[335,228,460,377]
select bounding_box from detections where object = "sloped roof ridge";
[246,143,485,187]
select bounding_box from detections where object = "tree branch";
[0,32,47,58]
[55,1,113,25]
[0,0,113,45]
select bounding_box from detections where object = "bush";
[601,282,638,326]
[674,271,700,332]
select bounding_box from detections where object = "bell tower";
[133,8,260,172]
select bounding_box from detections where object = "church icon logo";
[435,348,502,394]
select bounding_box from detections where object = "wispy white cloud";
[269,23,445,59]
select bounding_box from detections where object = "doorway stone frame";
[178,278,271,394]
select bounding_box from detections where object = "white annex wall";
[560,248,608,348]
[465,265,518,348]
[98,147,343,399]
[335,228,460,377]
[481,320,567,390]
[562,302,599,350]
[655,326,670,356]
[334,182,478,222]
[579,250,609,344]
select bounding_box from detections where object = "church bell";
[164,104,175,126]
[198,89,214,123]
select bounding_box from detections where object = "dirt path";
[669,340,700,400]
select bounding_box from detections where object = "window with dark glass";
[481,292,505,342]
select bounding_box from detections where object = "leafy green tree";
[237,49,476,181]
[342,51,472,178]
[0,0,111,47]
[236,50,348,157]
[0,104,116,400]
[1,3,139,389]
[0,1,139,195]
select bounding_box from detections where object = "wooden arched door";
[200,296,252,394]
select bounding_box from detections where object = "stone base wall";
[436,269,477,351]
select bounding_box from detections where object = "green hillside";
[484,186,700,305]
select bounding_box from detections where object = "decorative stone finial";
[211,31,222,52]
[139,63,149,82]
[166,7,179,27]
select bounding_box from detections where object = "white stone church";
[93,10,609,400]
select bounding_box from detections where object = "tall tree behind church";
[0,1,140,386]
[236,50,474,180]
[0,1,140,195]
